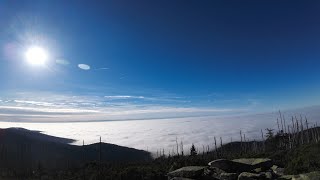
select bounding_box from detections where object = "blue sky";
[0,0,320,122]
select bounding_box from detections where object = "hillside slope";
[0,128,152,170]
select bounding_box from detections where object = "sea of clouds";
[1,105,319,155]
[1,92,320,155]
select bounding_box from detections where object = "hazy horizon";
[1,105,320,154]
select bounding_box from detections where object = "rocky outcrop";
[167,166,206,179]
[208,159,255,173]
[167,158,320,180]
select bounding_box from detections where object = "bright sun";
[25,46,48,65]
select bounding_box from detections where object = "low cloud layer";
[1,92,320,154]
[1,106,320,155]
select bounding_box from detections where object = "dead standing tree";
[240,130,243,154]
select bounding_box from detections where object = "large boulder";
[167,166,206,179]
[238,172,263,180]
[208,159,255,173]
[232,158,273,169]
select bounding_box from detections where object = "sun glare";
[25,46,48,65]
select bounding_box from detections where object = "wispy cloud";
[0,92,249,122]
[104,95,145,100]
[96,67,109,70]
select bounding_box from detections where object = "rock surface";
[270,165,285,176]
[232,158,273,169]
[168,158,320,180]
[238,172,262,180]
[208,159,254,173]
[167,166,206,179]
[219,172,238,180]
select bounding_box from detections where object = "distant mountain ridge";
[0,127,152,171]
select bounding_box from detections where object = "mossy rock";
[253,168,262,173]
[167,166,206,179]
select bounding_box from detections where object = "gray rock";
[271,165,285,176]
[209,167,228,179]
[238,172,263,180]
[263,172,273,179]
[253,168,262,173]
[203,168,213,175]
[271,165,278,171]
[274,168,285,176]
[168,166,206,179]
[208,159,254,173]
[209,166,227,174]
[232,158,273,169]
[219,172,238,180]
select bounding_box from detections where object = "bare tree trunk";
[240,130,243,154]
[283,114,287,134]
[315,124,320,142]
[261,129,265,152]
[214,136,218,158]
[180,140,184,156]
[175,137,179,156]
[305,117,309,144]
[220,137,223,157]
[295,117,300,145]
[277,118,280,133]
[287,125,291,149]
[300,116,304,145]
[243,134,246,154]
[279,110,284,133]
[291,117,296,147]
